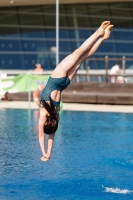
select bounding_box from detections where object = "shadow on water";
[0,109,133,200]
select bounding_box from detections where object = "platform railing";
[85,56,133,83]
[0,56,133,84]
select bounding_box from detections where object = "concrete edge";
[0,101,133,113]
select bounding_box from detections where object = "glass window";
[65,5,73,14]
[87,56,98,69]
[0,7,16,12]
[0,39,22,51]
[48,54,56,69]
[0,2,132,70]
[108,30,115,40]
[89,17,108,28]
[0,12,18,25]
[78,30,92,39]
[24,53,51,69]
[47,41,56,52]
[21,40,47,52]
[92,55,106,69]
[0,54,24,69]
[24,54,37,69]
[59,5,66,14]
[111,18,132,28]
[88,3,112,27]
[114,30,133,40]
[18,6,42,13]
[77,17,90,27]
[97,60,106,70]
[37,53,50,70]
[130,2,133,17]
[20,28,45,38]
[74,4,88,15]
[59,54,67,63]
[109,2,130,17]
[116,42,133,53]
[68,30,75,39]
[59,15,67,27]
[70,41,78,52]
[97,41,116,53]
[44,15,55,26]
[45,29,55,38]
[66,16,74,27]
[42,5,56,14]
[109,2,132,28]
[0,27,20,37]
[59,41,71,52]
[19,13,43,26]
[59,29,69,39]
[88,3,110,16]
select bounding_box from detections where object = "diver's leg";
[68,24,114,80]
[51,21,110,78]
[87,25,114,58]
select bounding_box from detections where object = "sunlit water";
[0,109,133,200]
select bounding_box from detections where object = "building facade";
[0,1,133,70]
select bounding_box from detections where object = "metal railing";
[80,56,133,83]
[0,56,133,84]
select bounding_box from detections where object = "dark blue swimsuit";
[40,76,70,109]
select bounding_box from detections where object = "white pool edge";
[0,101,133,113]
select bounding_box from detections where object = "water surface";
[0,109,133,200]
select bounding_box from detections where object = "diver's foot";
[97,21,110,36]
[103,25,114,39]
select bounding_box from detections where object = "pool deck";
[0,101,133,113]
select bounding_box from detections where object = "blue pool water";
[0,109,133,200]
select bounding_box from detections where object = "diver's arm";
[47,133,55,156]
[33,88,40,106]
[46,110,60,156]
[33,85,45,106]
[38,109,47,157]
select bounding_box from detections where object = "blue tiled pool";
[0,109,133,200]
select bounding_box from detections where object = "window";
[114,30,133,40]
[98,41,116,53]
[59,41,71,52]
[59,29,69,39]
[19,13,43,26]
[116,42,133,53]
[0,39,22,51]
[79,30,92,39]
[21,40,47,52]
[0,54,24,69]
[45,28,55,38]
[20,28,45,38]
[0,3,133,70]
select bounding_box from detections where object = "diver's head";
[41,97,59,135]
[44,116,58,135]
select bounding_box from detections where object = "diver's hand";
[40,153,51,162]
[44,153,51,160]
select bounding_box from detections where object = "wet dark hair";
[41,97,59,135]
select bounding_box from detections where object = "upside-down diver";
[38,21,114,162]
